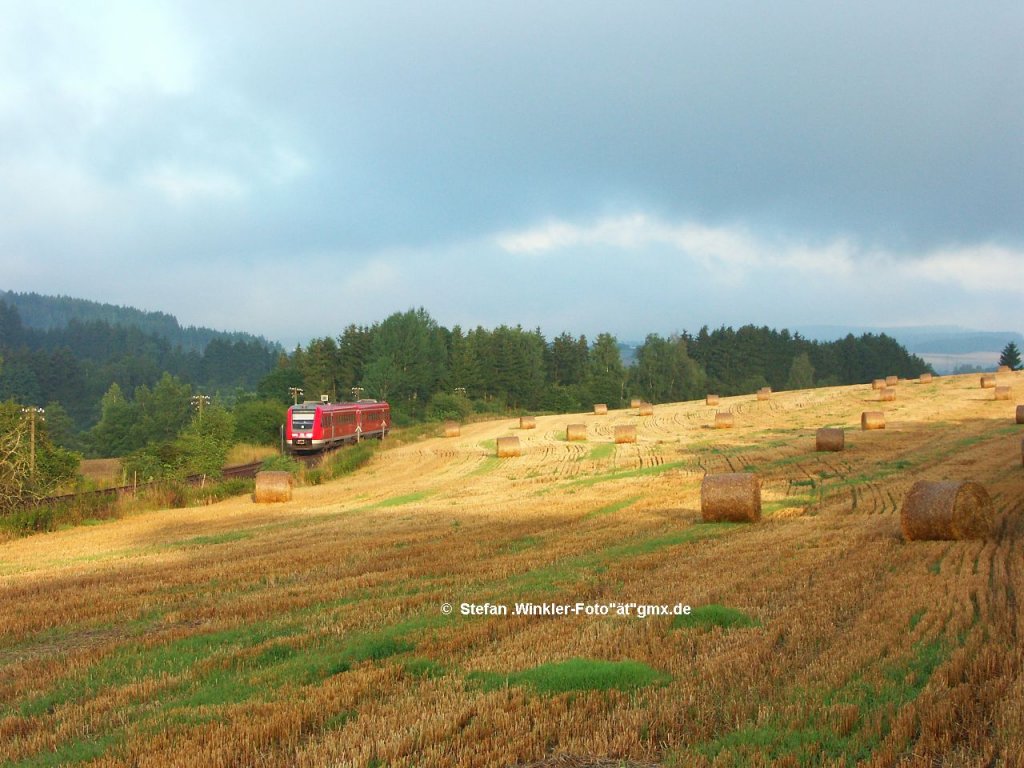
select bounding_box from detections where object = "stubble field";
[1,372,1022,767]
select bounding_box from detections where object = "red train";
[285,399,390,453]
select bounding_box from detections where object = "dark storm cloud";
[181,0,1023,251]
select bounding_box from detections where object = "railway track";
[30,458,294,508]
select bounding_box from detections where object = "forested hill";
[0,297,280,430]
[0,291,279,354]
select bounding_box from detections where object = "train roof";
[290,400,389,411]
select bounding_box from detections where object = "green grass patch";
[323,441,377,478]
[500,522,738,596]
[169,530,253,548]
[672,604,760,631]
[762,495,816,516]
[371,490,433,508]
[603,522,739,558]
[586,443,615,461]
[323,710,357,730]
[9,733,121,767]
[402,657,447,679]
[582,495,642,520]
[674,636,952,766]
[566,460,689,490]
[500,535,542,554]
[469,658,671,694]
[471,455,501,476]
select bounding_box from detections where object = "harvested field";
[2,373,1023,767]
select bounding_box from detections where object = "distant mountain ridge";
[794,324,1023,354]
[0,290,281,354]
[794,324,1023,374]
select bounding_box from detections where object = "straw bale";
[520,416,537,430]
[900,480,992,541]
[872,379,886,390]
[994,386,1011,401]
[706,394,720,406]
[714,411,734,429]
[885,376,898,386]
[756,388,770,401]
[861,411,885,430]
[443,421,461,438]
[1017,405,1024,424]
[614,425,637,444]
[593,403,608,415]
[566,423,587,441]
[919,373,933,383]
[980,375,996,389]
[254,471,292,503]
[815,428,845,452]
[638,403,654,416]
[701,472,761,523]
[630,398,642,409]
[496,436,521,457]
[998,365,1011,374]
[880,387,896,402]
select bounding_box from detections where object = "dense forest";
[1,296,930,465]
[0,291,278,354]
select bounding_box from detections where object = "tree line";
[2,299,932,463]
[275,308,930,423]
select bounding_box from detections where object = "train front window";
[292,411,315,429]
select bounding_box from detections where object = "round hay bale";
[880,387,896,402]
[861,411,885,430]
[443,420,461,438]
[638,402,654,416]
[980,375,996,389]
[919,373,933,383]
[566,423,587,441]
[885,375,898,386]
[496,436,521,457]
[998,365,1011,374]
[701,473,761,523]
[706,394,720,406]
[630,398,642,409]
[756,389,770,401]
[520,416,536,430]
[614,424,637,444]
[816,427,845,452]
[872,379,886,390]
[900,480,993,541]
[714,411,734,429]
[1016,405,1024,424]
[593,403,608,415]
[254,471,292,503]
[994,386,1011,401]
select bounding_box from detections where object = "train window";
[292,410,315,429]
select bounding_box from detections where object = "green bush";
[426,392,473,422]
[260,454,302,473]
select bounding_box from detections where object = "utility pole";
[21,406,44,476]
[350,386,364,401]
[289,387,304,404]
[191,394,210,421]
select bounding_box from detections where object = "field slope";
[1,372,1022,767]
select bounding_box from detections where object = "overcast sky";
[1,1,1021,347]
